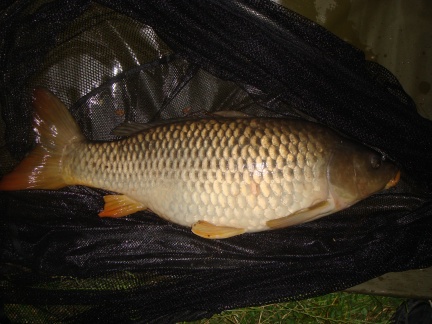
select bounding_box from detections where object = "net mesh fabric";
[1,1,432,323]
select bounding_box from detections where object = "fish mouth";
[384,170,401,189]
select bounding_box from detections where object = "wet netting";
[1,1,432,323]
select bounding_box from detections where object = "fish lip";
[384,170,401,189]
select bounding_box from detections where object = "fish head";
[327,141,400,209]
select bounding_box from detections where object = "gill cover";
[327,140,399,209]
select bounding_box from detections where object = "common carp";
[0,88,400,239]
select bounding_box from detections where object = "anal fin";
[99,195,146,218]
[192,220,245,239]
[266,200,334,229]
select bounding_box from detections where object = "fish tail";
[0,88,85,190]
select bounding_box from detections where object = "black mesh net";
[1,1,432,323]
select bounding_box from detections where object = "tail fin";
[0,88,85,190]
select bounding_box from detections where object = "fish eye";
[370,154,382,169]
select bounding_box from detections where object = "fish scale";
[63,118,332,231]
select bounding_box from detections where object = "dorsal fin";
[111,110,252,137]
[211,110,251,118]
[111,121,153,136]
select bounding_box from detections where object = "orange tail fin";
[0,88,85,190]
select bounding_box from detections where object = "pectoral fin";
[266,200,334,229]
[99,195,146,218]
[192,220,245,239]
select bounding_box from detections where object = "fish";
[0,88,400,239]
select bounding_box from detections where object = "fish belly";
[63,118,331,232]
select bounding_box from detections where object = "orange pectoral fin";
[266,201,333,229]
[99,195,147,218]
